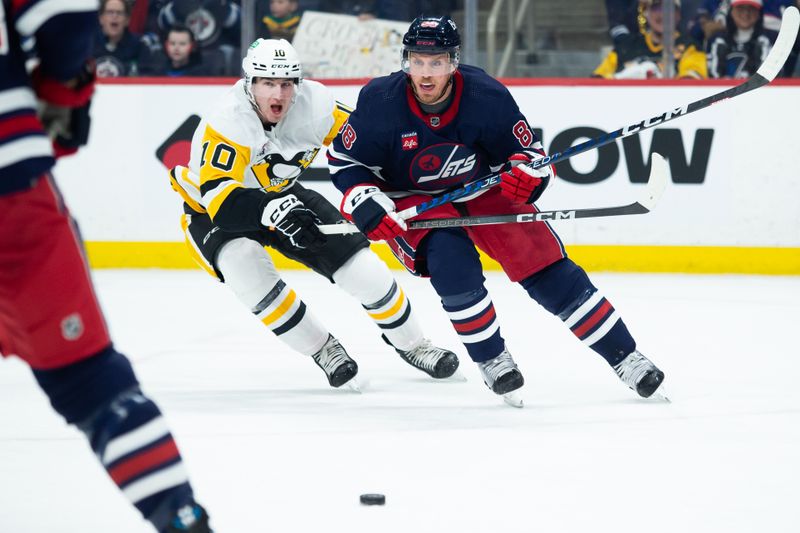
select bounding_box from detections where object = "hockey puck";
[359,493,386,505]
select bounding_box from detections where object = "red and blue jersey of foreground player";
[0,0,96,194]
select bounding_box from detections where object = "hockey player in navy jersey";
[168,39,459,388]
[0,0,211,530]
[328,15,666,405]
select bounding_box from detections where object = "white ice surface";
[1,269,799,533]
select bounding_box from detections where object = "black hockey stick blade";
[405,153,670,230]
[317,154,669,234]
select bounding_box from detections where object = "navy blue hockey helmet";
[401,15,461,73]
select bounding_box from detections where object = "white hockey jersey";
[170,78,350,223]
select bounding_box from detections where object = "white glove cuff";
[261,194,301,227]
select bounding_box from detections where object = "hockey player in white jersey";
[169,39,459,388]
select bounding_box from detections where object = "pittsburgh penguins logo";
[251,149,319,192]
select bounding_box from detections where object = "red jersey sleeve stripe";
[0,113,43,141]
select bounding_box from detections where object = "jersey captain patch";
[410,143,478,189]
[250,148,319,192]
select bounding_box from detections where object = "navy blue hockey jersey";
[0,0,97,194]
[327,65,545,198]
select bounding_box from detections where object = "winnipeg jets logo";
[417,145,476,183]
[418,154,440,170]
[410,144,480,189]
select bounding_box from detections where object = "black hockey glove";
[261,194,327,251]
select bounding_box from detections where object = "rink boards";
[55,78,800,274]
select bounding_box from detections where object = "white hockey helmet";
[242,38,303,105]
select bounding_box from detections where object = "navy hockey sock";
[520,258,635,366]
[440,287,504,362]
[425,229,504,362]
[33,346,201,532]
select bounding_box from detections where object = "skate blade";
[502,390,524,408]
[447,369,468,382]
[343,376,363,393]
[649,387,670,403]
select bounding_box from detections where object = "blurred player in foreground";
[0,0,212,530]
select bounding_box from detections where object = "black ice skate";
[396,338,460,378]
[165,504,212,532]
[613,350,665,398]
[478,348,524,407]
[312,335,359,388]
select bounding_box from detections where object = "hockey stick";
[406,152,669,230]
[318,6,798,236]
[319,153,668,234]
[395,6,798,220]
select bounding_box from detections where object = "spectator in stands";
[257,0,302,40]
[158,0,241,74]
[141,24,216,75]
[605,0,640,53]
[94,0,151,76]
[606,0,703,52]
[707,0,773,77]
[594,0,708,78]
[691,0,728,44]
[690,0,789,42]
[692,0,797,73]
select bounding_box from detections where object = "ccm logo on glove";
[262,195,301,226]
[261,194,327,250]
[340,184,407,242]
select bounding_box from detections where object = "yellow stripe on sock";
[368,289,406,321]
[261,290,297,327]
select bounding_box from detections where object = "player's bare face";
[407,52,455,105]
[252,78,296,124]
